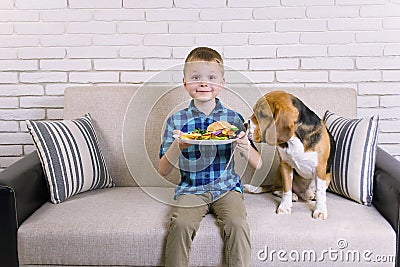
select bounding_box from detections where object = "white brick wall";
[1,0,400,168]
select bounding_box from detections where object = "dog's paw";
[273,190,298,202]
[298,189,315,201]
[243,184,267,194]
[313,207,328,220]
[277,201,292,214]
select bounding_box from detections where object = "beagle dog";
[247,91,335,220]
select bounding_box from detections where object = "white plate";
[173,134,238,145]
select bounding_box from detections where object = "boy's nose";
[199,81,208,87]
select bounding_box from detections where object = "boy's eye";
[209,75,216,80]
[192,75,199,80]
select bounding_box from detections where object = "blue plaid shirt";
[160,98,246,200]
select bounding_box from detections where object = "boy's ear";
[182,77,190,94]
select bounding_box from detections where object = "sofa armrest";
[0,152,49,267]
[373,147,400,267]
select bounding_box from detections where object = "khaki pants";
[165,191,251,267]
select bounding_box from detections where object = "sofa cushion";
[26,114,114,204]
[18,187,395,266]
[324,111,379,206]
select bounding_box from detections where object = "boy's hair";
[185,47,223,65]
[184,47,224,74]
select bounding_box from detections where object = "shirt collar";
[188,98,225,117]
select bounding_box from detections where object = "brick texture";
[0,0,400,169]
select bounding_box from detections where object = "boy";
[158,47,261,267]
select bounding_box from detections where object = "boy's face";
[183,61,225,102]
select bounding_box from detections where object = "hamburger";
[207,120,238,138]
[207,120,233,131]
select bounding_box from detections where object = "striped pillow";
[323,111,379,206]
[27,114,114,204]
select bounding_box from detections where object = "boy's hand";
[236,131,251,154]
[173,130,193,149]
[236,130,262,169]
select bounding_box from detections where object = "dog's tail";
[242,184,270,194]
[327,130,336,174]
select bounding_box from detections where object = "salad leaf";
[193,128,207,135]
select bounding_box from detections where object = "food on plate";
[179,121,239,141]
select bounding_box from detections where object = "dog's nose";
[245,119,255,140]
[244,119,249,130]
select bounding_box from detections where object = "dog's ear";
[274,107,297,144]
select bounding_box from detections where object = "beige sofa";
[0,85,398,267]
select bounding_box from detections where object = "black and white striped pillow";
[324,111,379,206]
[27,114,114,204]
